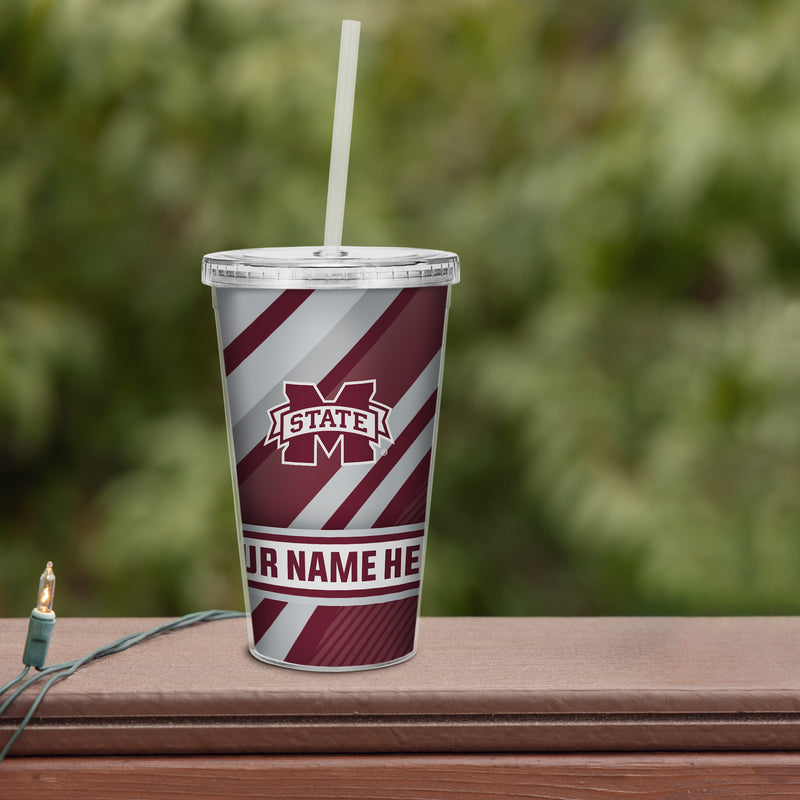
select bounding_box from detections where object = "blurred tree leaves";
[1,0,799,617]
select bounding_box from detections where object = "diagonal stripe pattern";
[223,290,314,374]
[215,285,450,669]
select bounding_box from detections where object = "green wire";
[0,666,31,699]
[0,609,244,763]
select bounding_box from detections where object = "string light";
[22,561,57,670]
[0,560,244,762]
[36,562,56,615]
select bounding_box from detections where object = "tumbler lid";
[202,246,459,289]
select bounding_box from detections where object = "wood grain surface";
[2,616,800,756]
[4,753,800,800]
[3,618,800,798]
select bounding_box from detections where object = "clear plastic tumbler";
[202,246,459,670]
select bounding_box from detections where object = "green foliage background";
[2,0,800,617]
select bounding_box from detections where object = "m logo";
[266,380,393,467]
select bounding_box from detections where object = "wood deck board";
[4,753,800,800]
[2,616,800,756]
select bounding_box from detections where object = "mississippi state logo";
[266,380,393,467]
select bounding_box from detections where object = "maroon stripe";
[365,598,417,662]
[328,603,390,664]
[246,579,420,598]
[283,606,341,666]
[236,439,277,485]
[318,605,370,666]
[398,494,428,527]
[323,393,438,530]
[223,290,313,375]
[237,443,341,526]
[238,288,448,528]
[373,450,433,528]
[242,529,424,545]
[356,599,401,665]
[249,597,287,644]
[358,606,394,666]
[378,596,418,662]
[338,596,418,666]
[398,492,428,524]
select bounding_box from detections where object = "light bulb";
[23,561,57,668]
[36,561,56,614]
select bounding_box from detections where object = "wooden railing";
[2,616,800,798]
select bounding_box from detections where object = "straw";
[322,19,361,256]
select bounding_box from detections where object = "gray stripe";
[251,600,316,660]
[243,522,425,538]
[289,353,441,529]
[346,419,437,529]
[217,288,282,348]
[230,288,401,457]
[248,587,421,610]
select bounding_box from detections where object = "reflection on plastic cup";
[203,246,459,671]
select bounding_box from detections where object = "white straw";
[322,19,361,255]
